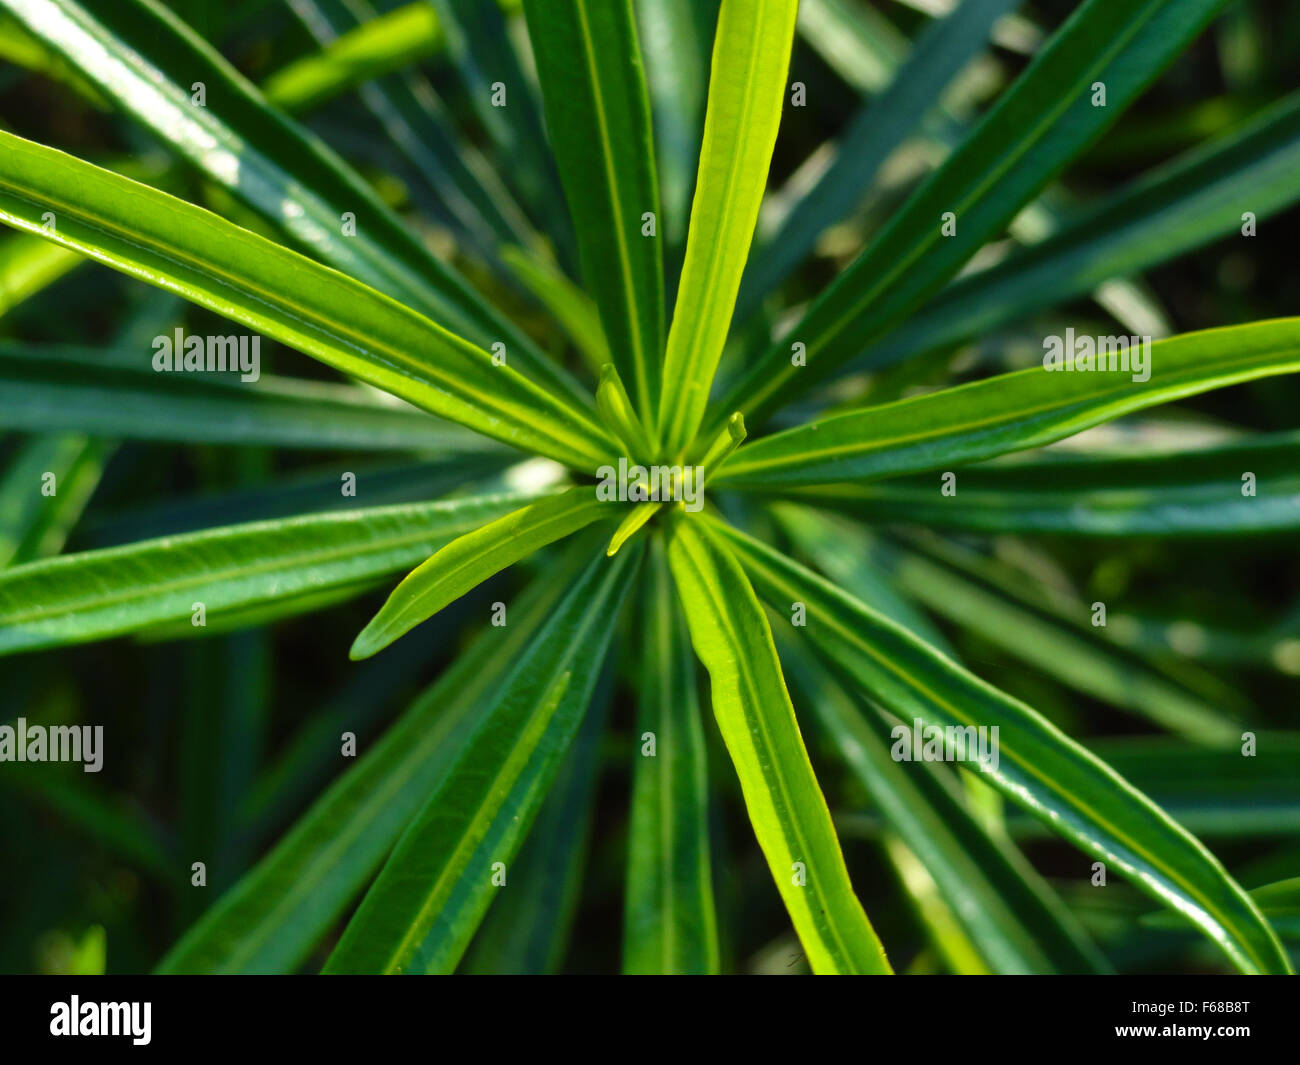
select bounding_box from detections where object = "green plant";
[0,0,1297,974]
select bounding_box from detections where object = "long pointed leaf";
[657,0,798,456]
[351,487,608,659]
[635,0,715,262]
[780,639,1107,974]
[715,518,1291,975]
[779,430,1300,537]
[858,91,1300,375]
[462,679,611,974]
[0,132,616,469]
[0,0,586,403]
[717,320,1300,488]
[157,545,591,973]
[525,0,664,425]
[623,536,719,973]
[0,491,539,656]
[323,542,641,974]
[664,513,891,974]
[0,342,497,452]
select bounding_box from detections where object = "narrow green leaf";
[134,579,390,643]
[606,501,661,558]
[717,320,1300,488]
[82,456,518,545]
[0,434,107,566]
[780,639,1106,974]
[780,430,1300,537]
[1,0,591,406]
[0,132,616,469]
[0,491,539,656]
[623,536,719,973]
[0,342,498,453]
[525,0,664,426]
[699,412,746,480]
[460,672,613,974]
[324,543,641,974]
[715,518,1292,975]
[710,0,1233,431]
[635,0,715,260]
[1038,735,1300,841]
[657,0,798,456]
[596,363,654,461]
[351,487,608,659]
[157,547,591,973]
[0,3,463,333]
[664,513,891,974]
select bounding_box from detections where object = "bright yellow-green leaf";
[351,488,610,659]
[665,512,892,974]
[658,0,798,457]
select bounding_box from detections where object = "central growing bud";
[594,458,704,512]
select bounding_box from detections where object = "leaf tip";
[348,625,381,661]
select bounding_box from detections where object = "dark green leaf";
[525,0,664,424]
[157,547,591,973]
[0,132,617,469]
[623,535,719,973]
[324,542,641,973]
[710,0,1232,432]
